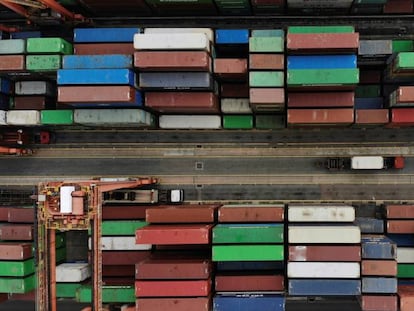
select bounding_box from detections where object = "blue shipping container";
[387,234,414,247]
[216,261,284,271]
[355,217,384,234]
[213,294,285,311]
[355,98,384,109]
[289,280,361,296]
[215,29,249,44]
[0,94,9,110]
[362,277,397,294]
[11,31,41,39]
[57,69,136,86]
[63,55,133,69]
[74,28,140,43]
[361,235,397,259]
[0,78,11,94]
[287,55,357,69]
[139,72,213,90]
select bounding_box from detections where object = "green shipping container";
[0,259,34,277]
[395,53,414,70]
[249,37,284,53]
[90,220,147,236]
[41,110,74,125]
[287,69,359,87]
[0,39,26,54]
[355,85,381,98]
[392,40,413,53]
[77,285,135,303]
[249,71,284,87]
[56,247,66,263]
[57,283,82,298]
[255,115,285,129]
[0,274,35,294]
[26,55,62,71]
[213,224,284,244]
[288,26,355,34]
[56,233,66,249]
[26,38,73,54]
[213,245,284,261]
[251,29,284,38]
[398,264,414,278]
[223,115,253,129]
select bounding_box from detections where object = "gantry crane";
[36,177,157,311]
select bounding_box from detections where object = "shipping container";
[103,205,148,220]
[399,285,414,311]
[287,55,357,69]
[134,33,210,52]
[26,55,61,71]
[213,224,284,244]
[218,204,284,222]
[135,279,211,297]
[0,110,7,125]
[14,96,53,110]
[99,220,147,236]
[288,245,361,262]
[385,204,414,219]
[216,261,284,271]
[0,224,33,241]
[213,294,285,311]
[74,43,135,55]
[102,250,150,266]
[398,248,414,263]
[139,72,213,90]
[89,236,151,251]
[249,54,284,70]
[360,295,398,311]
[362,260,397,275]
[384,0,413,14]
[287,108,354,126]
[215,274,284,291]
[288,92,355,108]
[77,285,135,303]
[15,81,54,96]
[387,220,414,233]
[0,259,34,277]
[159,115,221,129]
[26,38,72,54]
[287,33,359,52]
[222,115,253,129]
[288,226,361,244]
[288,262,360,278]
[362,277,397,293]
[57,69,136,86]
[145,92,219,113]
[0,243,33,260]
[354,217,384,234]
[355,109,389,125]
[63,54,132,69]
[288,26,355,34]
[40,110,74,125]
[0,274,35,294]
[136,297,211,311]
[144,28,214,42]
[56,283,82,298]
[359,40,393,56]
[145,205,219,223]
[136,258,211,279]
[215,29,249,44]
[214,58,248,79]
[74,28,140,43]
[134,51,211,71]
[287,69,359,87]
[249,37,284,53]
[212,245,284,261]
[390,108,414,126]
[0,39,26,54]
[249,71,284,87]
[288,279,361,296]
[0,55,25,71]
[74,109,154,127]
[361,235,397,259]
[250,88,285,111]
[7,207,34,223]
[255,115,286,129]
[56,263,91,282]
[355,98,383,109]
[220,98,252,114]
[288,204,355,222]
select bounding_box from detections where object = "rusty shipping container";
[58,86,139,103]
[383,0,413,13]
[214,59,248,80]
[145,92,219,113]
[360,295,398,311]
[134,51,211,72]
[7,208,34,223]
[102,205,147,220]
[287,33,359,53]
[0,242,33,260]
[14,96,53,110]
[136,258,211,279]
[361,260,397,276]
[102,250,150,265]
[249,54,284,70]
[355,109,389,125]
[221,83,249,98]
[289,245,361,262]
[385,205,414,219]
[0,207,9,221]
[135,279,211,297]
[287,108,354,126]
[218,204,284,222]
[102,265,135,277]
[74,43,135,55]
[399,285,414,311]
[145,205,219,223]
[387,220,414,233]
[215,274,284,291]
[0,224,33,241]
[288,92,355,108]
[136,224,213,245]
[0,55,25,71]
[136,297,211,311]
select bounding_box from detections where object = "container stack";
[213,204,285,311]
[286,26,359,127]
[135,28,219,130]
[360,235,398,311]
[249,29,286,130]
[135,204,218,311]
[288,204,362,297]
[214,29,252,130]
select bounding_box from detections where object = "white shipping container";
[159,115,221,129]
[74,109,154,127]
[287,0,353,8]
[288,226,361,244]
[88,236,152,251]
[6,110,40,125]
[134,33,210,52]
[0,110,6,125]
[15,81,54,96]
[397,247,414,263]
[220,98,252,114]
[288,204,355,222]
[351,156,384,169]
[288,262,360,278]
[144,28,214,42]
[56,263,91,282]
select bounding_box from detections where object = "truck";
[103,189,184,204]
[322,156,405,170]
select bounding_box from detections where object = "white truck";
[323,156,405,170]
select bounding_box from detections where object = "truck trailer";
[323,156,404,170]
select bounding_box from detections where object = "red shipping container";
[74,43,135,55]
[0,224,33,241]
[385,205,414,219]
[218,205,284,222]
[355,109,389,125]
[136,224,213,245]
[8,290,35,301]
[102,277,134,286]
[14,96,53,110]
[249,54,284,70]
[288,92,354,108]
[395,86,414,103]
[399,285,414,311]
[221,83,249,98]
[136,297,211,311]
[361,260,397,276]
[135,279,211,297]
[287,108,354,126]
[287,33,359,53]
[215,274,284,291]
[387,220,414,233]
[102,205,147,220]
[0,242,33,260]
[390,108,414,126]
[145,205,219,223]
[102,265,135,277]
[58,86,139,103]
[383,0,413,13]
[361,295,398,311]
[145,92,219,113]
[0,293,7,303]
[214,59,248,80]
[359,70,382,84]
[0,55,25,71]
[7,207,34,223]
[0,207,9,221]
[134,51,211,72]
[289,245,361,262]
[102,250,150,265]
[136,258,211,280]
